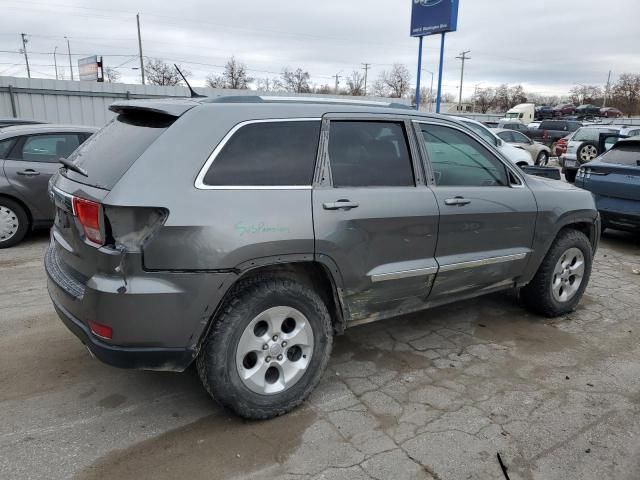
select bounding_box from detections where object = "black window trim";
[194,118,322,190]
[324,118,421,189]
[412,120,525,189]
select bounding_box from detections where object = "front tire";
[0,198,29,248]
[197,275,333,419]
[521,229,593,317]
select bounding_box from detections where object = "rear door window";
[64,113,173,189]
[202,120,321,186]
[327,121,415,187]
[12,134,82,162]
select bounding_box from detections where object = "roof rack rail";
[202,95,412,110]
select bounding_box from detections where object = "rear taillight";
[72,197,104,246]
[88,320,112,340]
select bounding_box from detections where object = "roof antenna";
[174,64,206,98]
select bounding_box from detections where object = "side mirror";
[496,139,503,147]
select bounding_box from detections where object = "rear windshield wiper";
[59,158,88,177]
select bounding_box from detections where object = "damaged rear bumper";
[49,290,195,371]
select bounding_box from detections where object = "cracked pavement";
[1,230,639,480]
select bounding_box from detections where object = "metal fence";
[0,76,410,127]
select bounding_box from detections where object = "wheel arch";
[520,214,599,286]
[195,257,349,353]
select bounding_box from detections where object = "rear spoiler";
[109,99,199,118]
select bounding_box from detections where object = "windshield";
[461,121,498,146]
[63,112,174,189]
[505,113,521,119]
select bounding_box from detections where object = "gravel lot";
[1,229,639,480]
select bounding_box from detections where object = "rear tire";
[0,198,29,248]
[521,229,593,317]
[197,275,333,419]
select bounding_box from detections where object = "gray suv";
[46,97,600,419]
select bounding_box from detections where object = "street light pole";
[20,33,30,78]
[65,36,74,80]
[53,46,58,80]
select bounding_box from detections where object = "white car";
[453,117,533,166]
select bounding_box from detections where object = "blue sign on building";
[410,0,459,37]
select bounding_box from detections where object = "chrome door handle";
[444,197,471,206]
[17,169,40,176]
[323,200,359,211]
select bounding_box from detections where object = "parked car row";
[535,104,624,120]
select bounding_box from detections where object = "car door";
[313,116,440,325]
[4,133,83,221]
[414,121,538,301]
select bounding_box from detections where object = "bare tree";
[144,58,190,86]
[611,73,640,116]
[509,84,528,106]
[472,87,496,113]
[281,67,311,93]
[569,85,602,105]
[377,64,411,98]
[345,71,365,96]
[206,56,253,90]
[103,66,120,83]
[255,77,284,93]
[410,86,431,110]
[315,84,332,95]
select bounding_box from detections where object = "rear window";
[63,113,173,189]
[573,128,617,142]
[601,144,640,166]
[202,121,321,186]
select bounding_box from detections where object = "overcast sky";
[1,0,639,98]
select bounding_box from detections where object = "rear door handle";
[17,169,40,177]
[444,196,471,206]
[323,200,359,211]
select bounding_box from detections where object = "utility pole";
[456,50,471,111]
[603,70,612,108]
[361,63,371,96]
[334,71,342,94]
[137,13,145,84]
[53,46,58,80]
[65,36,74,80]
[20,33,30,78]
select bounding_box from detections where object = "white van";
[504,103,535,124]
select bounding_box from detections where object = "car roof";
[0,124,98,139]
[109,96,432,120]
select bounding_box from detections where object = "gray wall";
[0,76,411,127]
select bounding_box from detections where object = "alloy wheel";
[551,247,585,303]
[580,145,598,162]
[235,306,314,395]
